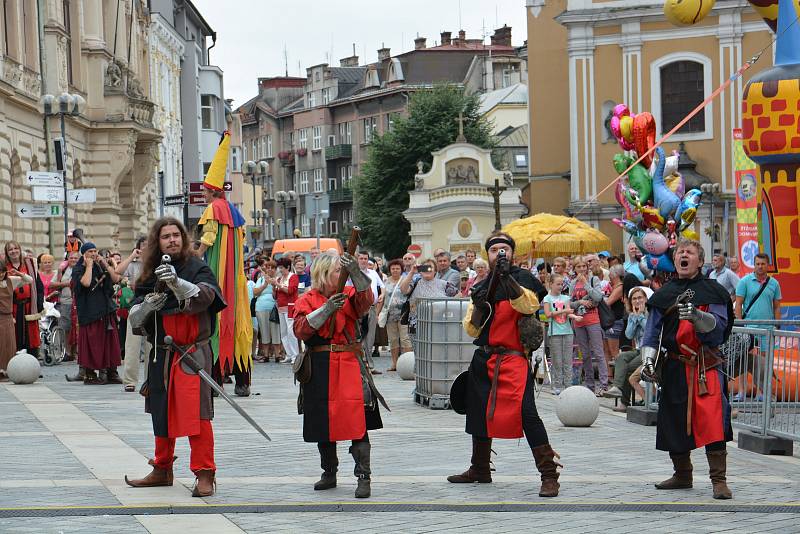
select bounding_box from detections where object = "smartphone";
[417,264,431,273]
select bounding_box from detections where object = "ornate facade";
[0,0,159,252]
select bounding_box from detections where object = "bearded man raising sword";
[125,217,226,497]
[448,232,561,497]
[641,239,734,499]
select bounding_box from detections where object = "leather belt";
[310,343,362,354]
[482,345,528,420]
[157,338,210,352]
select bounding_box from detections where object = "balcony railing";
[324,144,352,160]
[329,187,353,203]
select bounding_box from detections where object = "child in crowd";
[542,273,583,394]
[604,286,653,409]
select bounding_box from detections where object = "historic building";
[0,0,160,252]
[526,0,774,254]
[235,25,527,252]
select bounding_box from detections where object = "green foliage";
[354,85,495,259]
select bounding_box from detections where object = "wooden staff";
[328,226,361,338]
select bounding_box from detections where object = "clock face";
[458,218,472,239]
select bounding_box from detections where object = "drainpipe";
[37,0,54,253]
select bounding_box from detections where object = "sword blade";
[197,369,272,442]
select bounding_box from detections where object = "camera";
[417,264,431,273]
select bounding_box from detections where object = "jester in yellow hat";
[196,131,254,397]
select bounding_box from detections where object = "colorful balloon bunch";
[611,104,702,274]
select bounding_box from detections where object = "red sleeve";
[287,273,299,299]
[292,292,319,341]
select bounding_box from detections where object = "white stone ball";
[555,386,599,427]
[397,351,415,380]
[7,350,41,385]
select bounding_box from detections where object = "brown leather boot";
[124,458,175,487]
[191,469,216,497]
[532,444,561,497]
[655,452,693,489]
[447,438,492,483]
[706,450,733,499]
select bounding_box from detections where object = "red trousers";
[153,419,216,474]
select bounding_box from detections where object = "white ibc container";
[414,298,475,397]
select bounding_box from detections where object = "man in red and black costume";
[641,239,734,499]
[448,232,561,497]
[292,251,383,499]
[124,217,226,497]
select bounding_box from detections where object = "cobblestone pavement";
[1,352,799,533]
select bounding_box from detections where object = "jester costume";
[126,254,225,496]
[199,132,253,396]
[643,272,734,499]
[450,235,560,498]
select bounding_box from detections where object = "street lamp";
[243,160,269,249]
[40,92,87,245]
[700,182,721,254]
[275,190,297,238]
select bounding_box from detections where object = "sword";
[163,335,272,442]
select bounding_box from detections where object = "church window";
[660,61,704,133]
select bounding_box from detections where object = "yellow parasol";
[502,213,612,257]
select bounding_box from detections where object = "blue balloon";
[644,252,675,273]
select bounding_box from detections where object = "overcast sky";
[191,0,529,107]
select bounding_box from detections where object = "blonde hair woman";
[292,251,384,499]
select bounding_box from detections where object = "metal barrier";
[412,297,474,409]
[722,322,800,444]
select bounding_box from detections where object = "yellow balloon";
[664,0,716,26]
[681,228,699,241]
[620,115,634,142]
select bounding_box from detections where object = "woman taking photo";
[569,255,608,395]
[253,260,282,362]
[399,258,456,334]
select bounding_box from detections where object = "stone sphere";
[7,350,41,385]
[397,351,415,380]
[555,386,599,427]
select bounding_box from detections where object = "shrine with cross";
[403,123,526,258]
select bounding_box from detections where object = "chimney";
[340,55,359,67]
[440,31,451,46]
[414,36,427,49]
[377,46,391,61]
[491,25,512,47]
[458,29,466,43]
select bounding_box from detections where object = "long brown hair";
[137,217,191,286]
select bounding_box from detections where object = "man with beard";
[448,232,561,497]
[641,239,734,499]
[195,132,253,396]
[124,217,225,497]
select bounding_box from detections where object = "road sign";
[407,244,422,258]
[163,194,187,207]
[67,188,97,204]
[189,181,232,193]
[26,171,63,187]
[17,203,62,218]
[32,186,64,202]
[189,193,207,206]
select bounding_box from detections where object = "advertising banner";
[732,129,758,276]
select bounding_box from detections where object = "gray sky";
[192,0,528,107]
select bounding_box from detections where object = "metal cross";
[488,178,506,231]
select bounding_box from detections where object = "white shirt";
[346,268,384,303]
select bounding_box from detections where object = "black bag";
[250,297,257,316]
[591,277,616,330]
[269,306,280,324]
[399,279,419,326]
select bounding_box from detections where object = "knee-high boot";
[447,437,493,483]
[655,452,693,490]
[706,450,732,499]
[349,440,371,499]
[314,442,338,490]
[532,444,561,497]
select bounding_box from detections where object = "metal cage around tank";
[412,297,474,409]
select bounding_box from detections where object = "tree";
[354,85,495,259]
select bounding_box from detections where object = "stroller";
[39,301,66,366]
